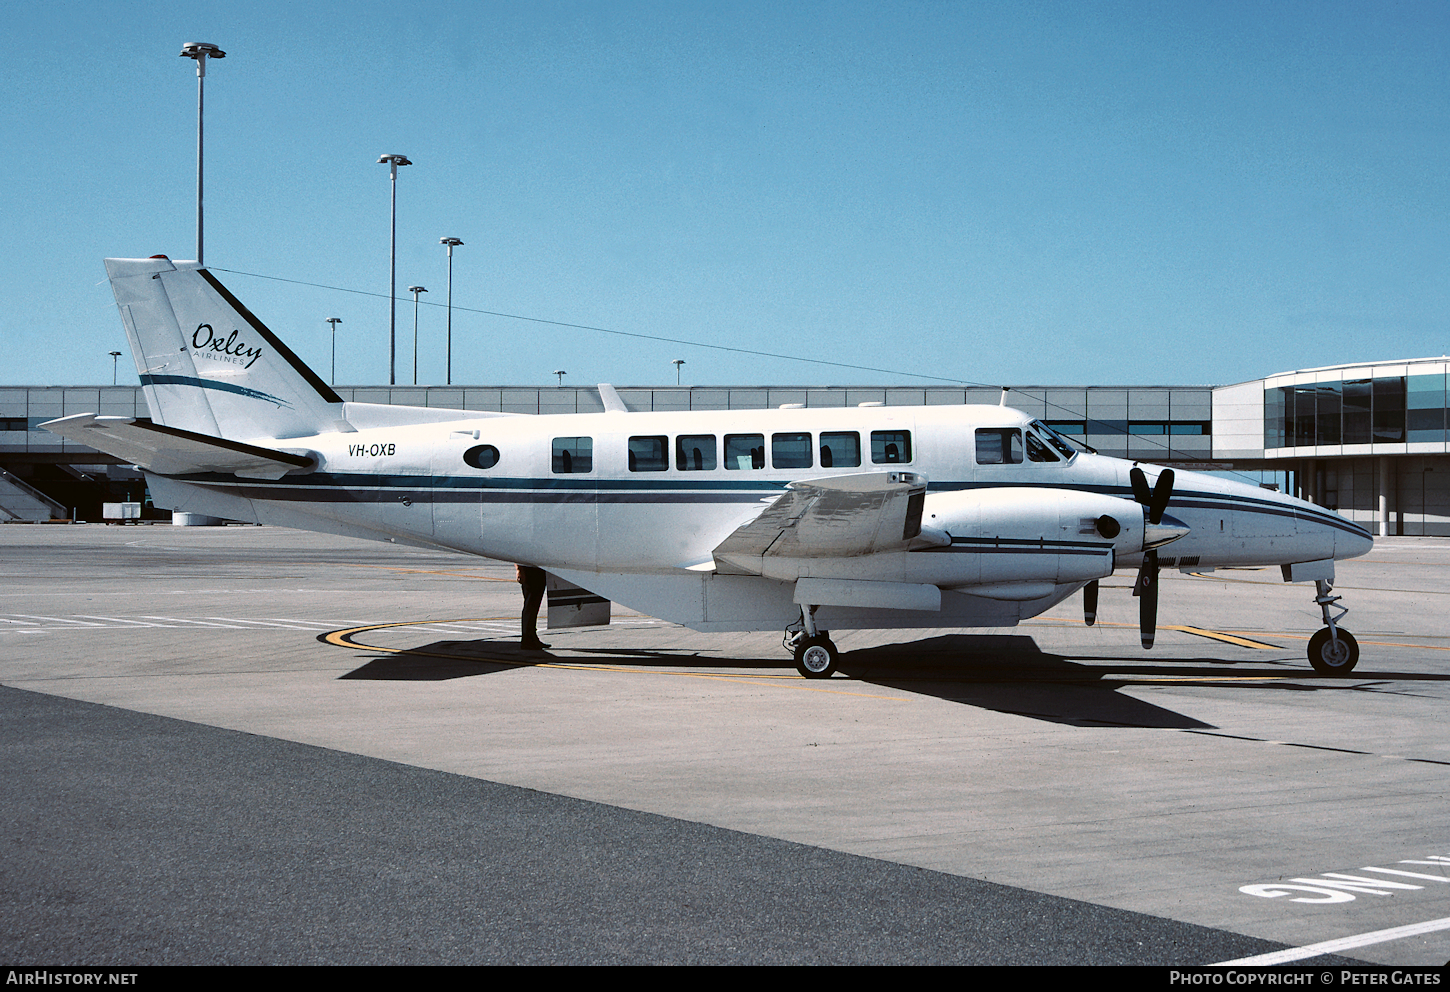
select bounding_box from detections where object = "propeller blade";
[1129,466,1151,505]
[1132,549,1159,649]
[1083,579,1098,626]
[1148,469,1175,525]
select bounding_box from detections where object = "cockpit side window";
[975,428,1023,465]
[1025,431,1060,462]
[1030,419,1078,460]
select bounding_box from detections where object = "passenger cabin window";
[1025,432,1060,462]
[871,430,912,464]
[462,444,499,469]
[676,434,717,471]
[552,436,593,474]
[772,433,813,469]
[819,431,861,468]
[628,435,668,472]
[724,433,765,470]
[975,428,1023,465]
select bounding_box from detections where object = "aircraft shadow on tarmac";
[331,632,1344,730]
[836,634,1219,730]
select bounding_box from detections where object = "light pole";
[673,359,686,385]
[377,153,412,385]
[408,287,427,385]
[553,370,567,386]
[439,237,464,385]
[109,351,123,385]
[326,318,342,384]
[179,42,225,266]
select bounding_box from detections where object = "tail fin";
[106,256,344,440]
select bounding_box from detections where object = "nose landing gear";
[1308,579,1359,675]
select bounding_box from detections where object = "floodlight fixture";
[378,154,413,384]
[179,42,226,266]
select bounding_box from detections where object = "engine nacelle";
[920,487,1141,590]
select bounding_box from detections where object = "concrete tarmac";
[2,523,1447,965]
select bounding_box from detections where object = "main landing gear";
[1308,579,1359,676]
[785,605,839,678]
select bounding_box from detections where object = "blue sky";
[4,0,1447,389]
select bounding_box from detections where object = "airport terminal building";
[3,356,1448,535]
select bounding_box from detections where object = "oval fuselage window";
[463,444,499,469]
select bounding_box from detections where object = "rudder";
[106,256,343,440]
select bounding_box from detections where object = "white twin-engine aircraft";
[46,256,1374,678]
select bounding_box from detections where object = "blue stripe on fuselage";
[154,470,1371,539]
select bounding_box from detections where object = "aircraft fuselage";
[144,401,1371,633]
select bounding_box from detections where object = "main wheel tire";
[794,636,838,679]
[1308,627,1359,675]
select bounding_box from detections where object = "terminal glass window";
[975,428,1023,465]
[1342,380,1371,444]
[724,433,765,470]
[870,430,912,464]
[552,436,593,474]
[1264,390,1285,448]
[1373,377,1406,443]
[1267,374,1427,448]
[628,435,668,472]
[676,434,717,471]
[1316,383,1342,445]
[772,433,813,469]
[1292,386,1316,446]
[1408,374,1447,442]
[819,431,861,468]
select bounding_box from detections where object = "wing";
[40,414,313,480]
[712,470,938,574]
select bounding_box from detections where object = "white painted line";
[199,617,330,630]
[138,616,252,628]
[10,615,105,627]
[1214,915,1450,966]
[71,615,167,628]
[1362,867,1450,883]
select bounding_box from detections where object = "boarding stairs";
[0,466,66,522]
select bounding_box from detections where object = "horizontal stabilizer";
[40,414,313,480]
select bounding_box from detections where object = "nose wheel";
[1308,627,1359,675]
[1309,579,1359,675]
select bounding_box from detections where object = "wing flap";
[713,471,928,574]
[40,414,313,480]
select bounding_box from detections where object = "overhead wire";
[209,266,1270,484]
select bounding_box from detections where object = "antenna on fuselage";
[999,386,1010,407]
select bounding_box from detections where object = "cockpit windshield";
[1029,420,1078,461]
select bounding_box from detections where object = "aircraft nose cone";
[1144,512,1190,550]
[1337,522,1374,560]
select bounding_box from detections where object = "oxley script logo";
[192,323,264,369]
